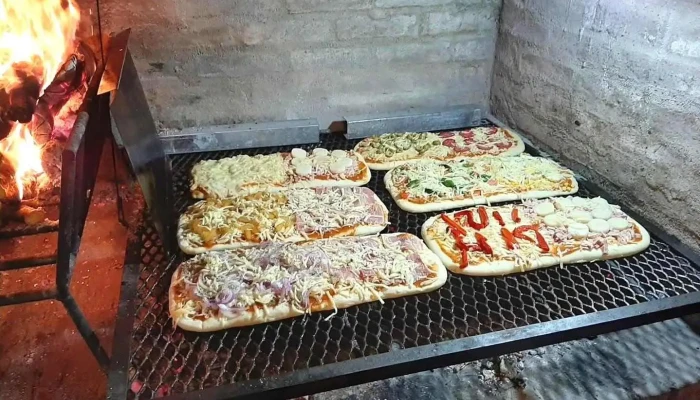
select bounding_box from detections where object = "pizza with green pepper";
[384,154,578,213]
[353,127,525,170]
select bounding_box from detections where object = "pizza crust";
[168,239,448,332]
[420,214,651,276]
[384,170,579,213]
[357,133,526,171]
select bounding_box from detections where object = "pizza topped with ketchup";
[421,196,651,276]
[353,127,525,170]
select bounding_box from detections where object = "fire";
[0,0,80,199]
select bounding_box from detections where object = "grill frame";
[107,116,700,400]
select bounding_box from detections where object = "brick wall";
[99,0,500,130]
[491,0,700,249]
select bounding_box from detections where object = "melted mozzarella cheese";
[192,154,287,197]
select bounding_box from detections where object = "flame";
[0,0,80,199]
[0,124,44,198]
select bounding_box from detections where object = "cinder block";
[337,14,418,40]
[376,0,451,7]
[425,8,497,36]
[286,0,371,14]
[269,16,336,43]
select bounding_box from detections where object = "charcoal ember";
[0,62,42,124]
[41,53,85,114]
[29,100,54,145]
[0,119,11,141]
[40,139,64,189]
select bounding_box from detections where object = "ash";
[310,319,700,400]
[477,354,526,390]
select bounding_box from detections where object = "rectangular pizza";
[384,154,578,212]
[169,233,448,332]
[190,147,371,199]
[354,127,525,170]
[178,187,389,254]
[421,196,650,276]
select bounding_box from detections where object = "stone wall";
[491,0,700,249]
[98,0,501,129]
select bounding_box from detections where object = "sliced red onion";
[217,304,243,318]
[215,288,235,305]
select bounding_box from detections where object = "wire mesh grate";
[126,132,700,399]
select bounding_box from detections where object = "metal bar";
[106,237,144,400]
[0,254,57,271]
[55,111,83,293]
[98,29,130,95]
[159,119,321,155]
[162,291,700,400]
[485,113,700,268]
[60,293,111,371]
[0,221,60,239]
[0,289,57,307]
[344,105,485,139]
[111,50,177,255]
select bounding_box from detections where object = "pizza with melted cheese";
[354,127,525,170]
[178,187,389,254]
[384,154,578,213]
[190,147,371,199]
[169,233,448,332]
[421,196,650,276]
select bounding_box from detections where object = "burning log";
[0,63,42,124]
[0,201,47,226]
[18,204,46,225]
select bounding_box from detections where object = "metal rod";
[0,221,60,239]
[106,254,141,400]
[0,254,57,271]
[0,289,57,306]
[60,293,111,371]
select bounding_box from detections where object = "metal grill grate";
[126,133,700,399]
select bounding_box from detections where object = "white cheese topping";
[191,154,287,198]
[177,235,435,319]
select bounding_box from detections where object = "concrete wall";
[98,0,501,130]
[491,0,700,249]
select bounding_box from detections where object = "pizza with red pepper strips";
[384,154,578,213]
[353,127,525,171]
[421,196,650,276]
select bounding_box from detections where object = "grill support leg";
[60,292,111,371]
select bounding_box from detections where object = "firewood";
[18,205,46,225]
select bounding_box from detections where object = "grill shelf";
[116,129,700,400]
